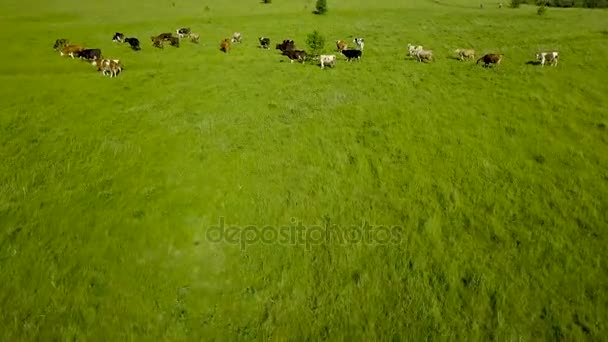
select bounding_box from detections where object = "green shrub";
[315,0,327,14]
[537,4,547,13]
[306,30,326,57]
[262,0,271,3]
[510,0,522,7]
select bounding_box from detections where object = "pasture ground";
[1,0,607,339]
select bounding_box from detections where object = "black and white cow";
[353,37,364,50]
[76,48,102,60]
[112,32,125,42]
[176,28,191,38]
[259,37,270,49]
[342,49,362,61]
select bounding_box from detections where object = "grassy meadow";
[1,0,608,339]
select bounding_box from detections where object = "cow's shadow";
[526,60,541,66]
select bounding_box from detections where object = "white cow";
[407,43,423,57]
[231,32,242,43]
[414,49,433,62]
[320,54,336,69]
[536,51,559,67]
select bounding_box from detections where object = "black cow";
[76,48,102,60]
[112,32,125,42]
[282,49,307,63]
[341,49,362,61]
[259,37,271,49]
[275,39,295,52]
[124,37,141,51]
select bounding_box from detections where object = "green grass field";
[1,0,608,339]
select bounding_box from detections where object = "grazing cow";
[319,54,336,69]
[536,51,559,67]
[92,58,122,77]
[275,39,295,52]
[112,32,125,42]
[76,48,102,60]
[53,39,69,51]
[176,27,191,38]
[60,44,84,58]
[414,49,433,62]
[336,40,348,51]
[259,37,271,49]
[341,49,362,61]
[188,33,200,43]
[353,37,365,50]
[282,50,307,63]
[124,37,141,50]
[220,38,231,53]
[455,48,475,60]
[168,36,180,47]
[231,32,242,43]
[477,53,503,67]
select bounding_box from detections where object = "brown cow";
[91,58,122,77]
[220,38,231,53]
[60,44,84,58]
[336,40,348,51]
[151,36,164,48]
[477,53,503,67]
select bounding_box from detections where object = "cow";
[341,49,362,61]
[168,36,180,47]
[112,32,125,42]
[319,54,336,69]
[154,33,174,41]
[220,38,231,53]
[477,53,503,67]
[536,51,559,67]
[259,37,271,49]
[92,58,122,77]
[455,48,475,60]
[353,37,365,50]
[60,44,84,58]
[53,38,69,51]
[275,39,295,52]
[76,48,102,60]
[176,27,191,38]
[231,32,242,43]
[414,49,433,62]
[124,37,141,50]
[189,33,200,43]
[282,50,307,63]
[407,43,423,57]
[336,40,348,51]
[152,36,164,48]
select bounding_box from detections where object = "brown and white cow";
[60,44,84,58]
[336,40,348,51]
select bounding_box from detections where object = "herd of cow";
[51,28,560,78]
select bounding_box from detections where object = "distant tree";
[510,0,522,7]
[537,3,547,14]
[315,0,327,14]
[306,30,326,57]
